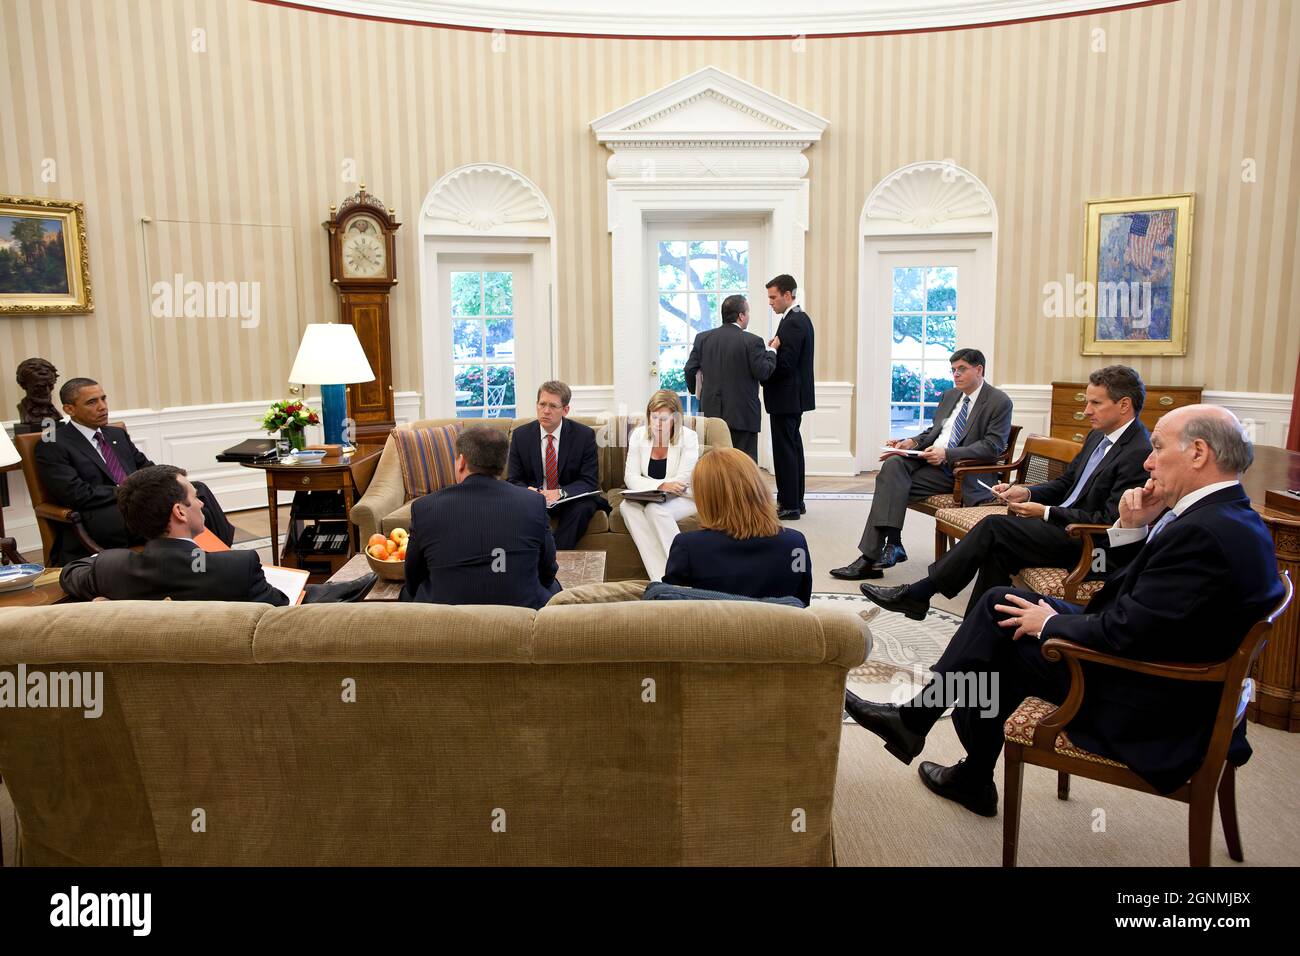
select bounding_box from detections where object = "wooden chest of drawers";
[1050,381,1203,443]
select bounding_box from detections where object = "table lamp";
[287,323,376,446]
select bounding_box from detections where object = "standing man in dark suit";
[683,293,776,461]
[762,274,815,520]
[60,465,287,605]
[862,366,1152,618]
[506,380,610,551]
[831,349,1012,580]
[34,378,235,563]
[403,426,561,609]
[844,405,1284,815]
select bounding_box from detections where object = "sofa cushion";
[392,422,463,500]
[381,501,414,535]
[546,580,650,605]
[642,581,806,608]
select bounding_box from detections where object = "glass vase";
[281,427,307,452]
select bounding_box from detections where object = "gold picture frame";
[1081,192,1192,356]
[0,194,93,314]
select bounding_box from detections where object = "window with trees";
[451,270,516,418]
[890,266,957,437]
[657,240,749,414]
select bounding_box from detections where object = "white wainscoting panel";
[803,382,857,476]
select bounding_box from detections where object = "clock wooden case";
[324,185,400,440]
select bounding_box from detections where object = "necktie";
[948,395,971,448]
[94,430,129,484]
[544,434,558,490]
[1059,437,1113,509]
[1147,508,1179,542]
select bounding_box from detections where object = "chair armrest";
[1059,523,1113,601]
[34,503,80,524]
[949,458,1012,505]
[350,440,406,542]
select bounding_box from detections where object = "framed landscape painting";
[1081,193,1192,355]
[0,195,93,314]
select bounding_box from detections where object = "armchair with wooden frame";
[907,424,1022,559]
[1002,571,1293,867]
[14,427,121,566]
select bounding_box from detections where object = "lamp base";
[320,383,348,446]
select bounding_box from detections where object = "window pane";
[659,294,688,343]
[687,246,715,290]
[690,292,717,335]
[926,267,957,312]
[486,364,515,409]
[487,406,515,419]
[453,319,483,360]
[891,360,922,403]
[485,319,514,360]
[892,267,923,311]
[484,271,513,316]
[924,368,954,404]
[658,241,687,289]
[921,404,940,431]
[719,241,749,290]
[450,271,481,317]
[890,403,920,439]
[892,314,923,358]
[456,408,486,419]
[688,240,717,258]
[926,313,957,353]
[659,343,688,394]
[454,365,484,408]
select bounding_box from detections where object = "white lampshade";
[0,426,19,469]
[287,323,376,385]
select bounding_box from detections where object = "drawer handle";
[1073,433,1085,442]
[301,476,310,485]
[1159,395,1174,406]
[1073,411,1085,421]
[1074,392,1086,402]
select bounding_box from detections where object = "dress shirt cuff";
[1041,506,1050,522]
[1107,520,1148,548]
[1038,608,1060,639]
[765,345,776,352]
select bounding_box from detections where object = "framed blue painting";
[1082,193,1192,355]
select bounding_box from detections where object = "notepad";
[879,446,924,457]
[262,565,311,605]
[545,489,602,510]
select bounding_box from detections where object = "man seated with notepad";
[60,465,289,604]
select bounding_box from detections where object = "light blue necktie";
[1058,436,1112,509]
[947,395,971,448]
[1147,508,1179,542]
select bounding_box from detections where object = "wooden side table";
[241,446,384,577]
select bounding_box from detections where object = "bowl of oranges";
[365,528,409,581]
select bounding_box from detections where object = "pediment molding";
[861,161,996,234]
[421,163,553,237]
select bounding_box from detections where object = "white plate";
[0,564,45,593]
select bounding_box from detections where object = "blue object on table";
[0,563,44,593]
[320,382,348,445]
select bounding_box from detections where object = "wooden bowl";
[365,550,406,581]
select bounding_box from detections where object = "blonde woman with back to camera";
[620,390,700,581]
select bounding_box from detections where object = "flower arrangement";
[259,401,319,450]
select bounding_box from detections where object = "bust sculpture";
[15,357,60,428]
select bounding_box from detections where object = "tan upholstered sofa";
[0,595,867,866]
[350,416,733,582]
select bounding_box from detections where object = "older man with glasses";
[505,380,611,550]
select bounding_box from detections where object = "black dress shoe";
[829,556,876,580]
[777,508,800,520]
[870,542,908,570]
[859,582,930,621]
[799,502,807,514]
[918,760,998,817]
[843,690,927,765]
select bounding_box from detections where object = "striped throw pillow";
[393,423,464,500]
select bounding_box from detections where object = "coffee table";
[327,550,607,602]
[0,568,67,609]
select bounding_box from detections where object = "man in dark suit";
[35,377,235,563]
[831,348,1013,580]
[862,365,1152,618]
[402,426,561,609]
[506,380,610,550]
[845,405,1285,815]
[762,274,815,520]
[683,293,776,461]
[60,464,286,605]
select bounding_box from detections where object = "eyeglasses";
[536,401,565,411]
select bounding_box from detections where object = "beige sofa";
[0,595,867,866]
[350,415,733,582]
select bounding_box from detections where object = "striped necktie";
[544,434,559,490]
[1059,437,1113,509]
[94,430,129,484]
[948,395,971,448]
[1147,508,1179,542]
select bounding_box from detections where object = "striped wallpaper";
[2,0,1297,420]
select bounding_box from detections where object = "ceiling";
[270,0,1166,37]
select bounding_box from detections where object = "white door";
[438,255,537,419]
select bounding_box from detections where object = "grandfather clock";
[324,185,399,440]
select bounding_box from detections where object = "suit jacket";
[623,427,699,494]
[762,306,815,415]
[35,421,152,561]
[683,322,776,433]
[506,418,611,513]
[911,385,1014,504]
[59,537,287,605]
[664,527,813,606]
[399,474,560,609]
[1043,485,1286,793]
[1029,419,1152,528]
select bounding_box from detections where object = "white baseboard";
[2,392,422,559]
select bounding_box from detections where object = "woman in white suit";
[621,389,700,581]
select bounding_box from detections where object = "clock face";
[341,216,387,278]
